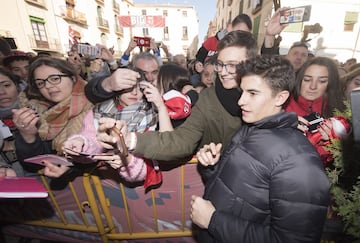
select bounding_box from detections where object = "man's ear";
[275,90,290,107]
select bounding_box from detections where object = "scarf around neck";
[35,78,93,152]
[0,100,19,120]
[93,98,158,133]
[215,78,241,117]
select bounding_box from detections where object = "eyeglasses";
[33,74,70,89]
[214,61,238,74]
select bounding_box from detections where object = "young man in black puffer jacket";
[192,55,330,243]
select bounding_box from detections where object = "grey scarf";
[0,100,19,120]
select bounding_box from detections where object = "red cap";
[3,50,32,66]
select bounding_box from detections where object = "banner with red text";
[118,16,165,27]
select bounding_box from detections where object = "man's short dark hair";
[289,41,310,51]
[217,30,258,60]
[236,55,295,96]
[231,14,252,31]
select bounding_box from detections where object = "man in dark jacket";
[191,55,330,243]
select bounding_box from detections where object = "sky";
[133,0,217,44]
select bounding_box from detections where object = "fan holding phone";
[285,56,351,166]
[261,7,309,73]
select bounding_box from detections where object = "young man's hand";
[190,195,215,229]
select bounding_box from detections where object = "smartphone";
[77,43,101,59]
[303,112,324,133]
[133,36,151,47]
[280,5,312,24]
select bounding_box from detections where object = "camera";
[303,112,324,133]
[280,5,312,24]
[133,36,151,47]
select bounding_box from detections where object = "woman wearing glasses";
[12,56,93,175]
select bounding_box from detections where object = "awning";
[29,16,45,24]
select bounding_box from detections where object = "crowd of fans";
[1,6,360,242]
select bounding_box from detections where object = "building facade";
[0,0,199,59]
[213,0,360,63]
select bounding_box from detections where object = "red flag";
[68,25,78,47]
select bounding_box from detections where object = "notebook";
[0,177,48,198]
[24,154,74,166]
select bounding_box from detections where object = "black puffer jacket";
[198,111,330,243]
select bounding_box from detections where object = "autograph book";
[0,177,48,198]
[24,154,74,166]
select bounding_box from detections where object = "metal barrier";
[0,158,201,243]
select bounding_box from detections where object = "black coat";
[198,111,330,243]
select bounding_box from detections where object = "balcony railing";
[60,6,87,26]
[95,0,104,5]
[28,35,62,52]
[66,0,75,5]
[97,17,109,31]
[24,0,47,9]
[113,1,120,13]
[114,25,123,36]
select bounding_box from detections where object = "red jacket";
[285,95,324,116]
[285,96,351,166]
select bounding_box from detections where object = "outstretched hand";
[266,7,289,36]
[97,118,128,150]
[102,68,140,93]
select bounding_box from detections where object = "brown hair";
[294,57,344,117]
[26,57,77,101]
[217,30,258,60]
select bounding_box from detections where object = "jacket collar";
[250,111,298,130]
[297,96,324,114]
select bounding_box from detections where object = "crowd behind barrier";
[1,7,360,242]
